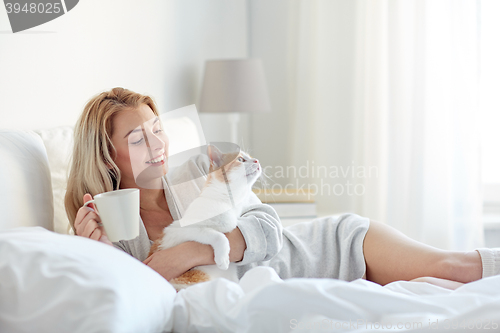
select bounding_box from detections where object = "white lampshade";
[199,59,272,113]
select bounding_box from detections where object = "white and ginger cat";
[148,144,262,291]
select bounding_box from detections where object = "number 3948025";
[5,3,61,14]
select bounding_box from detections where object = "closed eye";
[132,138,144,145]
[132,129,162,145]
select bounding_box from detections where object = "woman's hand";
[142,241,204,281]
[143,228,248,281]
[74,193,112,246]
[225,227,246,263]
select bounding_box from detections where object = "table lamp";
[198,58,271,143]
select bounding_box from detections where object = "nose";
[146,132,166,151]
[254,159,259,164]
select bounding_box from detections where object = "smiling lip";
[145,153,165,165]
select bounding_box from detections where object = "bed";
[1,118,500,333]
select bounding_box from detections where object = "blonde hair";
[64,87,159,230]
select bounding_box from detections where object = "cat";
[148,144,262,291]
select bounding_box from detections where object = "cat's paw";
[215,255,230,270]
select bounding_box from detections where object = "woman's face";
[110,104,169,189]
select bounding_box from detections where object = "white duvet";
[168,266,500,332]
[2,227,500,333]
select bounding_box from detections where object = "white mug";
[83,188,140,242]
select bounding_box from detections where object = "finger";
[75,212,101,236]
[99,234,111,244]
[87,211,101,223]
[97,223,107,236]
[82,219,98,238]
[82,219,99,238]
[75,207,101,230]
[89,227,102,241]
[83,193,95,211]
[74,207,92,230]
[75,215,87,236]
[143,255,153,265]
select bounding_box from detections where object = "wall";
[0,0,249,145]
[248,0,292,187]
[248,0,360,216]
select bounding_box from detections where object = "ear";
[207,144,223,168]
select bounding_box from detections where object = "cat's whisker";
[257,169,283,203]
[260,170,275,184]
[258,174,271,187]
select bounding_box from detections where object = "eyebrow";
[123,118,159,138]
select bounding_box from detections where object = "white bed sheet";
[167,266,500,332]
[3,227,499,332]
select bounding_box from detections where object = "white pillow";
[34,126,74,234]
[0,130,53,232]
[0,227,175,333]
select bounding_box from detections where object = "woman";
[65,87,499,289]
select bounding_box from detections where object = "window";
[480,0,500,246]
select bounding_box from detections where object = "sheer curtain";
[287,0,483,250]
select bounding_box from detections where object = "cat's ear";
[207,144,223,168]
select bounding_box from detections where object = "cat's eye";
[237,157,245,162]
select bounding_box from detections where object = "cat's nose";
[254,159,259,164]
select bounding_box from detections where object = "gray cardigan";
[112,154,284,271]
